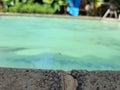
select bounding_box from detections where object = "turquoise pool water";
[0,16,120,71]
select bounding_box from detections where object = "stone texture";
[64,75,78,90]
[0,68,120,90]
[0,68,63,90]
[71,70,120,90]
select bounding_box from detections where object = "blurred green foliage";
[2,0,68,14]
[2,0,120,15]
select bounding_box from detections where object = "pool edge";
[0,12,120,21]
[0,67,120,90]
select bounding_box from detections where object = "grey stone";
[71,70,120,90]
[0,68,120,90]
[0,68,62,90]
[64,75,78,90]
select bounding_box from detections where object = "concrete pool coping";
[0,68,120,90]
[0,12,120,22]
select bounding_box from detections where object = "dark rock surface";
[71,70,120,90]
[0,68,120,90]
[0,68,63,90]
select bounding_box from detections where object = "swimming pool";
[0,15,120,71]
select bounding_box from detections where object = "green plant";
[10,3,55,14]
[43,0,68,12]
[19,3,34,13]
[43,0,54,4]
[3,0,14,10]
[8,2,22,12]
[2,0,68,14]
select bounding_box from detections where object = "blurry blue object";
[67,0,81,16]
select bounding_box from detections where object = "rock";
[64,75,78,90]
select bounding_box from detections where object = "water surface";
[0,16,120,70]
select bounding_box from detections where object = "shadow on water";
[0,47,119,71]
